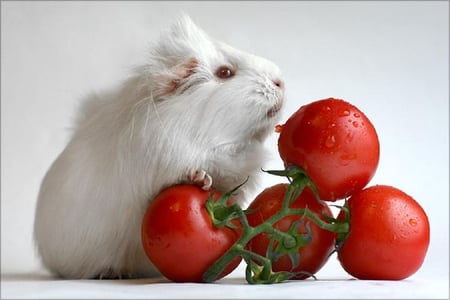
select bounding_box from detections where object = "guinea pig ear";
[152,58,199,101]
[146,15,213,99]
[169,14,210,44]
[154,14,215,62]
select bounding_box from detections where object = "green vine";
[203,165,349,284]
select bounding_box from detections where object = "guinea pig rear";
[33,15,284,279]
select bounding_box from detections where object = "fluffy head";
[114,15,287,200]
[130,15,286,198]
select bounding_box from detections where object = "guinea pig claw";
[190,169,213,191]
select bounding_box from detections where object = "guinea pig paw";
[189,169,213,190]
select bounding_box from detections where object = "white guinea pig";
[33,15,285,279]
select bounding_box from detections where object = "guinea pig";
[33,14,285,279]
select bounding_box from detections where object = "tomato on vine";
[246,184,336,279]
[141,184,241,283]
[277,98,380,201]
[336,185,430,280]
[142,97,429,285]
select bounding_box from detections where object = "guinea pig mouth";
[267,102,282,118]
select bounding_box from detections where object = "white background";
[1,1,449,298]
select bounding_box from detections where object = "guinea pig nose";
[272,79,283,89]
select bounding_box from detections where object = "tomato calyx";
[205,178,249,229]
[333,200,351,249]
[203,166,350,284]
[263,164,320,203]
[268,219,313,269]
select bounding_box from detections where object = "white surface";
[2,262,449,299]
[1,1,449,299]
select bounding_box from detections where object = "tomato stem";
[204,165,349,284]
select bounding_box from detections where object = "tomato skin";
[141,185,241,282]
[246,184,336,279]
[337,185,430,280]
[277,98,380,201]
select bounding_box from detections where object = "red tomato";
[277,98,380,201]
[246,184,336,279]
[337,185,430,280]
[141,185,241,282]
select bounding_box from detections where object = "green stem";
[203,205,348,282]
[203,165,350,284]
[289,208,349,234]
[203,212,281,282]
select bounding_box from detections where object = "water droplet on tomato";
[339,153,357,166]
[352,121,359,128]
[325,135,336,148]
[339,109,350,117]
[340,153,357,161]
[345,133,354,142]
[169,201,181,212]
[328,123,336,129]
[353,112,360,118]
[409,218,418,226]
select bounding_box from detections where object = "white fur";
[34,15,284,279]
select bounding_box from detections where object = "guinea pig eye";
[215,66,235,79]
